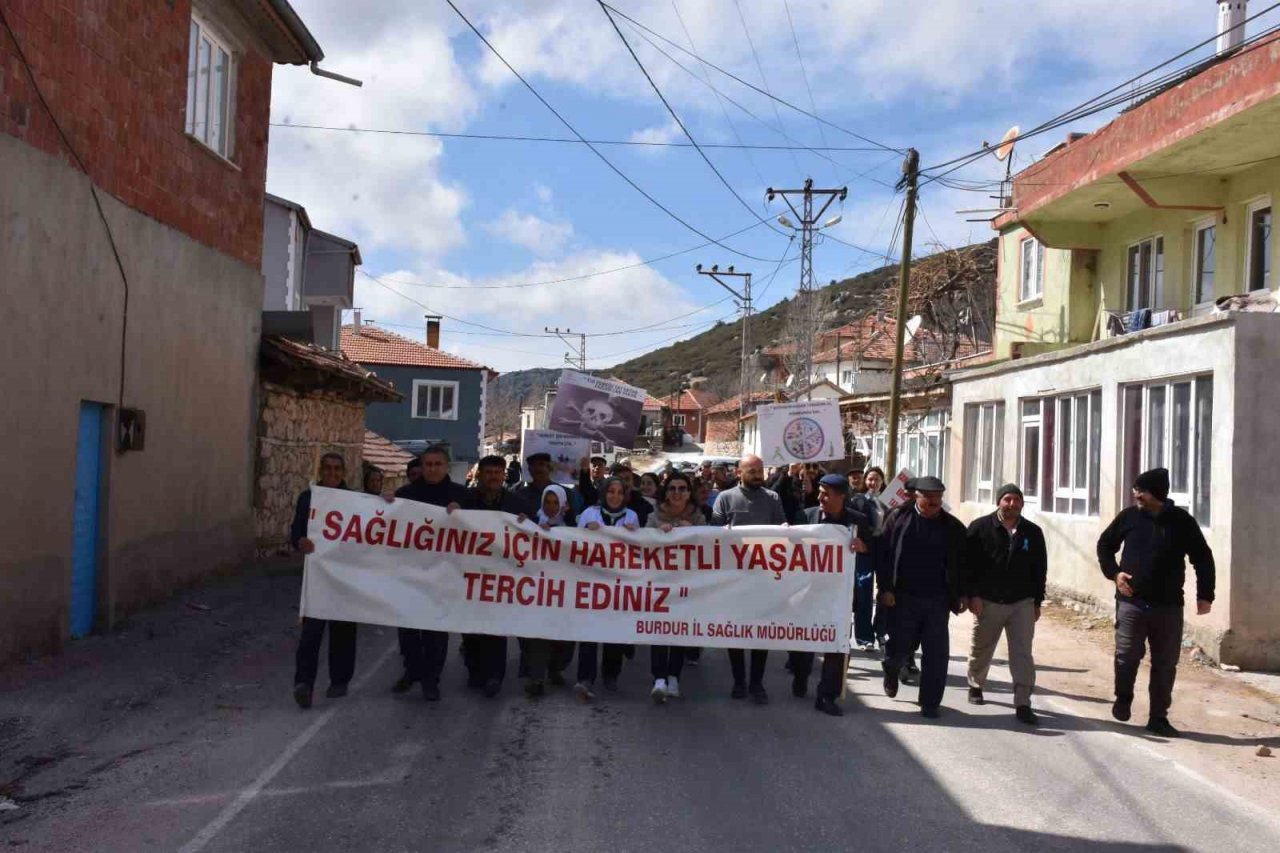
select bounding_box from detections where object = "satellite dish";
[905,315,923,341]
[994,125,1019,162]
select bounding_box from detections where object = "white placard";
[520,429,589,486]
[878,469,916,508]
[757,399,847,465]
[547,371,648,449]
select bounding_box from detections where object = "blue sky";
[264,0,1248,374]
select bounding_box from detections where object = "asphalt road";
[2,564,1277,852]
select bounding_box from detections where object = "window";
[412,380,459,420]
[186,15,235,157]
[1193,220,1216,305]
[1126,236,1164,311]
[1247,200,1272,292]
[672,413,686,427]
[1053,391,1101,516]
[1122,376,1213,522]
[963,402,1004,503]
[1019,236,1045,302]
[841,369,854,388]
[868,409,949,476]
[1019,399,1043,502]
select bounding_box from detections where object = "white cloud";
[627,120,682,152]
[533,183,554,204]
[485,209,574,255]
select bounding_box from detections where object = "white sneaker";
[667,676,681,698]
[573,681,595,703]
[651,678,668,704]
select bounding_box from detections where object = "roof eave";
[263,0,324,64]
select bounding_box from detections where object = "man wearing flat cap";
[787,473,872,716]
[1097,467,1215,738]
[876,475,968,718]
[964,484,1047,725]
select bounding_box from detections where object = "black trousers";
[523,638,575,680]
[577,642,624,684]
[463,634,508,685]
[883,593,950,708]
[650,646,686,680]
[787,651,847,700]
[727,648,768,686]
[1115,599,1183,720]
[399,628,448,687]
[294,617,357,689]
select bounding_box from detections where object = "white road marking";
[176,641,397,853]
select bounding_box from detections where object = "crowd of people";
[289,447,1215,736]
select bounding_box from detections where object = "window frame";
[1121,374,1213,524]
[1018,398,1043,504]
[963,401,1004,504]
[1246,197,1273,293]
[186,12,238,159]
[1125,234,1164,312]
[1018,236,1045,303]
[1192,218,1217,307]
[411,379,460,421]
[672,413,687,427]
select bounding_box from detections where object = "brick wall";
[704,411,739,443]
[0,0,273,268]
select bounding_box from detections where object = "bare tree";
[780,288,835,390]
[486,380,527,443]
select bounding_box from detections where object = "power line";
[600,3,904,154]
[445,0,788,265]
[731,0,802,175]
[782,0,836,183]
[266,122,885,152]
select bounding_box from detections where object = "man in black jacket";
[290,453,356,710]
[964,484,1047,726]
[877,476,967,718]
[1097,468,1215,738]
[462,455,534,697]
[393,445,468,701]
[788,474,872,716]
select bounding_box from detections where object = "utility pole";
[696,264,753,421]
[885,149,920,475]
[766,179,847,399]
[545,327,586,371]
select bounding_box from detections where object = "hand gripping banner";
[301,487,856,652]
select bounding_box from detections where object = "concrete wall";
[261,201,296,311]
[993,227,1079,359]
[946,314,1280,667]
[0,135,259,663]
[361,364,487,463]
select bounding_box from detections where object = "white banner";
[757,399,846,465]
[520,428,589,486]
[301,487,855,652]
[879,468,916,508]
[547,370,647,449]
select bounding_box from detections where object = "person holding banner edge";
[290,452,357,710]
[392,445,468,701]
[645,471,705,704]
[712,454,788,705]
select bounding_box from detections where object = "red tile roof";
[341,324,487,370]
[259,335,401,402]
[362,430,416,473]
[674,388,719,410]
[704,391,774,416]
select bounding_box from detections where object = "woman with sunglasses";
[644,471,705,703]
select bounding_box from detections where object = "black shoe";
[731,682,747,700]
[603,677,619,693]
[882,665,899,698]
[325,683,349,699]
[921,705,940,719]
[1112,699,1132,722]
[749,683,769,705]
[1015,705,1039,726]
[524,678,546,698]
[814,697,844,717]
[483,678,502,698]
[900,665,918,686]
[791,674,808,698]
[422,682,441,702]
[548,670,566,687]
[968,687,985,706]
[293,683,312,709]
[391,672,415,694]
[1145,717,1180,738]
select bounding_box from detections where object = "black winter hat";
[1134,468,1170,500]
[997,483,1023,502]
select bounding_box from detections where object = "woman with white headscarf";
[521,485,576,697]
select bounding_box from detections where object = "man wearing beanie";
[964,484,1047,725]
[1097,467,1215,738]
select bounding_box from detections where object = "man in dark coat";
[788,474,872,716]
[290,452,356,710]
[1097,468,1215,738]
[462,455,534,697]
[877,476,968,718]
[964,484,1048,726]
[393,445,468,701]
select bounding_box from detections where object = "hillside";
[492,239,995,400]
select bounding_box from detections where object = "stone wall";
[255,382,366,555]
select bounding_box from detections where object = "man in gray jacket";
[712,454,787,704]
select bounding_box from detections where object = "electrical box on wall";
[117,408,146,451]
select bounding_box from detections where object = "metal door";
[71,402,104,638]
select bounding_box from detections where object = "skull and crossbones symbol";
[558,397,628,441]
